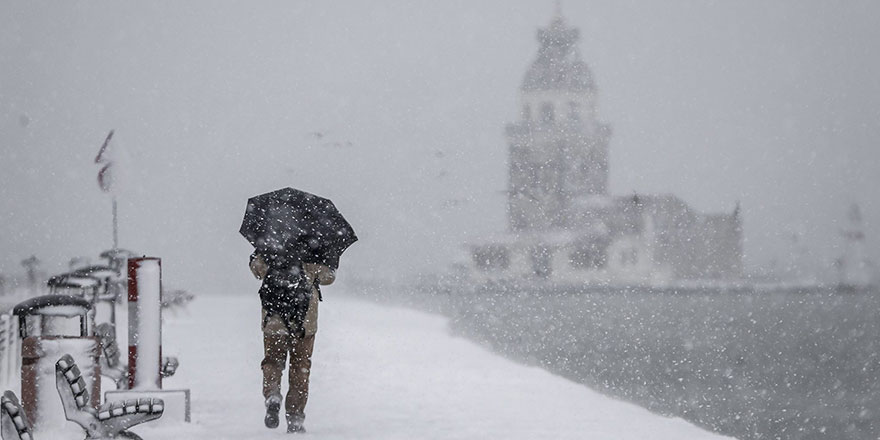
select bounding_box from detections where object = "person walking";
[250,241,336,433]
[239,187,357,433]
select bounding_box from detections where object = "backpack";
[255,253,313,337]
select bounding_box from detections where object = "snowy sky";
[1,1,878,293]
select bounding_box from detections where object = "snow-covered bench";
[94,323,179,390]
[94,323,127,389]
[55,354,164,440]
[0,391,32,440]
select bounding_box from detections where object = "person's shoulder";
[249,253,268,279]
[302,262,325,272]
[304,263,336,285]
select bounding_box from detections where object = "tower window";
[570,241,608,269]
[473,246,510,271]
[523,104,531,120]
[530,246,552,278]
[540,103,554,123]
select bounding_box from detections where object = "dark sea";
[438,284,879,440]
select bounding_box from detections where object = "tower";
[506,12,611,232]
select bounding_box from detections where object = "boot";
[287,413,306,433]
[264,394,282,429]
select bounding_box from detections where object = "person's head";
[299,235,340,268]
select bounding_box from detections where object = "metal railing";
[0,312,21,388]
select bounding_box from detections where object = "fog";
[1,1,878,294]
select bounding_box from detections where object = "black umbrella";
[239,187,357,269]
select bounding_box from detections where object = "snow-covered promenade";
[124,291,726,440]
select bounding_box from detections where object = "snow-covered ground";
[130,292,724,439]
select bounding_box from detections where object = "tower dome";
[521,15,594,93]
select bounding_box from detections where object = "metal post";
[112,197,119,250]
[127,258,162,390]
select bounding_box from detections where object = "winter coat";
[301,262,335,335]
[250,253,335,337]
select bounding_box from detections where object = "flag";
[95,130,115,192]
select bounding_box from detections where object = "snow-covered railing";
[0,312,21,389]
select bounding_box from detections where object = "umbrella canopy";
[239,187,357,269]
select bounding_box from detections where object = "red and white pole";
[127,257,162,390]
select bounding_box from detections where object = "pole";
[127,257,163,390]
[112,196,119,250]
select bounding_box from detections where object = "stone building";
[468,13,743,286]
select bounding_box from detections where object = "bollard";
[72,266,123,327]
[107,257,190,425]
[12,295,99,432]
[127,257,162,390]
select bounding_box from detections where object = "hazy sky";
[1,1,878,293]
